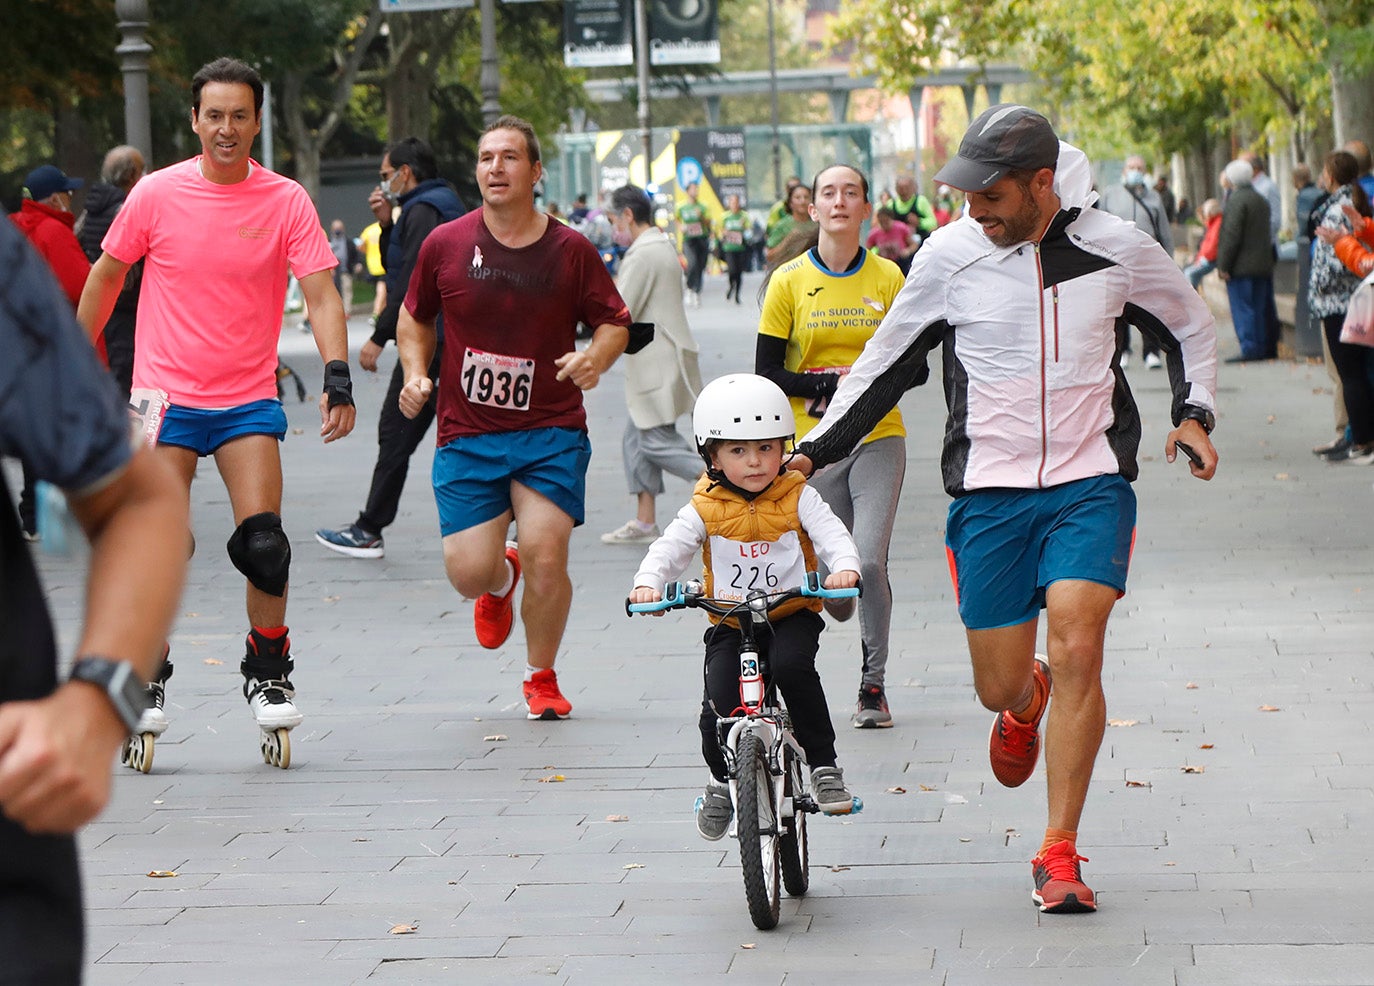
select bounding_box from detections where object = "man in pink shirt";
[77,57,356,769]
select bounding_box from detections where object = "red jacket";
[1195,214,1222,264]
[9,199,90,308]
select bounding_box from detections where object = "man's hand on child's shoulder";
[824,570,860,590]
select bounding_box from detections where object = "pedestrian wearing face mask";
[1097,155,1174,369]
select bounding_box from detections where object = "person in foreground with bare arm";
[792,106,1218,914]
[397,115,630,720]
[0,218,187,983]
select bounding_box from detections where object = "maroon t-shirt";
[406,209,630,443]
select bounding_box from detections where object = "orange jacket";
[1333,220,1374,279]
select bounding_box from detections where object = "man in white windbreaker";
[789,105,1219,914]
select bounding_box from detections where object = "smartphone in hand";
[1174,440,1203,467]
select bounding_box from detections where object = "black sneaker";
[853,684,893,728]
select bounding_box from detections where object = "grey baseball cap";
[933,105,1059,192]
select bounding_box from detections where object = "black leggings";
[724,251,746,300]
[1323,313,1374,445]
[698,608,836,782]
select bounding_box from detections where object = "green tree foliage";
[831,0,1365,163]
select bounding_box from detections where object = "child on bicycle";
[628,373,862,840]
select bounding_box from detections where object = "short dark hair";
[610,184,652,225]
[386,137,438,183]
[192,58,263,116]
[481,114,541,165]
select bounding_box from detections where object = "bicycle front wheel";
[736,730,781,929]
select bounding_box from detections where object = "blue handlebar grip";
[800,580,861,600]
[626,581,685,615]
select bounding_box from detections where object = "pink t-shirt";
[102,157,336,408]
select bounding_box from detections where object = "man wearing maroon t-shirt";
[397,115,631,720]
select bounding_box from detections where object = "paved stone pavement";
[29,268,1374,985]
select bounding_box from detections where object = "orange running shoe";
[473,541,520,649]
[1031,840,1097,913]
[988,656,1051,787]
[523,668,572,720]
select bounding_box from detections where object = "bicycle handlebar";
[626,571,861,617]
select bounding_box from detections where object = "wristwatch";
[69,657,149,734]
[1179,405,1215,434]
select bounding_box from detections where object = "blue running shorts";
[944,474,1136,630]
[433,427,592,536]
[158,399,288,456]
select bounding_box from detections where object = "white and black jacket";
[797,143,1218,497]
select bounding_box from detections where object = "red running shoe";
[988,656,1051,787]
[523,668,572,720]
[1032,840,1096,913]
[473,541,520,649]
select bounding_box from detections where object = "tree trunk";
[1331,59,1374,148]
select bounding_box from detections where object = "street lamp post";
[635,0,652,182]
[766,0,781,202]
[115,0,153,160]
[479,0,501,126]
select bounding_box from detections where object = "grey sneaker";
[315,523,384,559]
[810,765,855,815]
[600,520,660,545]
[695,779,733,840]
[853,684,893,728]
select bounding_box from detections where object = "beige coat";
[616,225,702,429]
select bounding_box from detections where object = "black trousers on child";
[698,608,836,782]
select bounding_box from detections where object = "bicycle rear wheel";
[735,730,781,929]
[779,743,809,896]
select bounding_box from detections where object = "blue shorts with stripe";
[944,474,1136,631]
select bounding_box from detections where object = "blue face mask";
[1123,168,1146,187]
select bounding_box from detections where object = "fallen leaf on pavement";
[1126,780,1151,788]
[886,786,907,794]
[1185,682,1199,689]
[1108,718,1138,727]
[1182,765,1206,774]
[1274,473,1291,481]
[146,870,177,878]
[1259,705,1281,712]
[538,774,565,783]
[388,923,417,935]
[1199,744,1214,750]
[959,837,972,843]
[919,784,936,791]
[830,865,850,872]
[606,815,629,823]
[740,943,756,949]
[202,658,223,666]
[623,863,644,870]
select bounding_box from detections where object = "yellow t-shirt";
[358,222,385,277]
[758,248,906,443]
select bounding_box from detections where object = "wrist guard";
[323,359,354,408]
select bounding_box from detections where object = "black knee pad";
[226,512,291,597]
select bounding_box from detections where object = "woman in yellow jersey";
[756,164,908,728]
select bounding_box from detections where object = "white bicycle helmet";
[692,373,795,466]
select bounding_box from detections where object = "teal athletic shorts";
[432,426,592,536]
[158,399,288,457]
[944,474,1136,630]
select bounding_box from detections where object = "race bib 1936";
[461,347,534,411]
[708,531,806,603]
